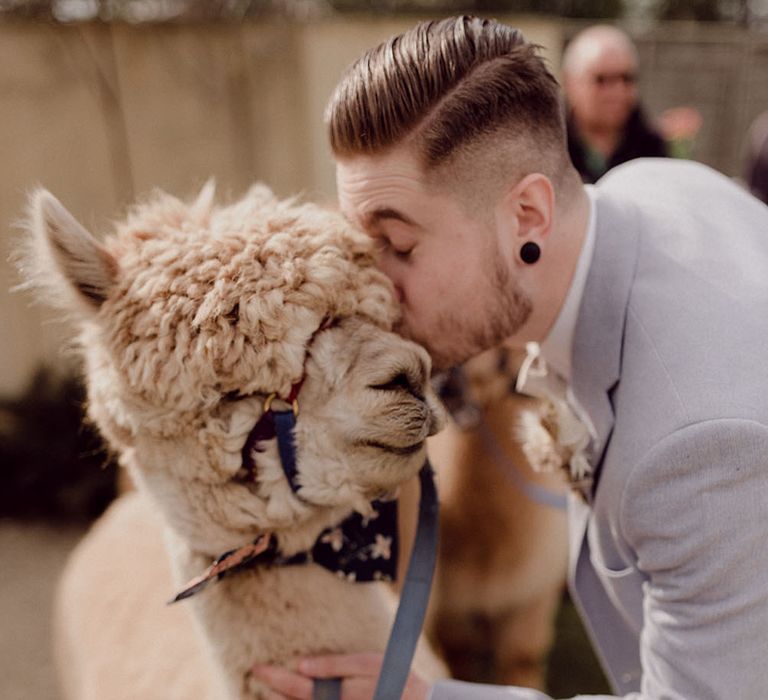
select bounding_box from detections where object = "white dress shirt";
[539,185,597,382]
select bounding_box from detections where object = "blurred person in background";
[744,110,768,204]
[562,25,668,183]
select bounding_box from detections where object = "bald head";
[562,25,638,78]
[562,25,640,137]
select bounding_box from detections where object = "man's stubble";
[398,244,532,371]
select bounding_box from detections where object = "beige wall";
[0,16,560,397]
[0,21,311,397]
[2,17,766,397]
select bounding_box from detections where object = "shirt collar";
[539,186,597,382]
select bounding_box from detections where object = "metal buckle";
[263,392,299,416]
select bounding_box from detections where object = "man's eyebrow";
[362,207,416,228]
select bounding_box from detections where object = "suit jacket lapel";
[567,193,644,693]
[570,190,639,478]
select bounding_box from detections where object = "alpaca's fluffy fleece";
[18,183,398,442]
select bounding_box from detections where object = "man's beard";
[399,255,532,372]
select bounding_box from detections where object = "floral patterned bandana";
[170,498,398,604]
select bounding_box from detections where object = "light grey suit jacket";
[429,159,768,699]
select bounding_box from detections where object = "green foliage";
[0,368,118,523]
[547,593,611,695]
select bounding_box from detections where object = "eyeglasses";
[593,72,637,87]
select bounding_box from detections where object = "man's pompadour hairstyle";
[326,15,565,167]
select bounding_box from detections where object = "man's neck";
[507,183,591,349]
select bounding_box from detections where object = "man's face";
[336,148,531,371]
[566,42,639,133]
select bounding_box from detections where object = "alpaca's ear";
[19,189,117,315]
[190,178,216,223]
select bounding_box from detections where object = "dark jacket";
[567,107,668,184]
[746,113,768,204]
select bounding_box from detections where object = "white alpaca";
[17,183,447,699]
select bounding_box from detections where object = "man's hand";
[251,652,431,700]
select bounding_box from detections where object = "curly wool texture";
[88,184,398,426]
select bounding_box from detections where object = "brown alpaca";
[425,346,569,689]
[17,183,447,699]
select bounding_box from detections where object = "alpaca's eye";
[371,372,410,391]
[370,372,421,398]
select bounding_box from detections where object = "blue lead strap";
[478,420,567,511]
[311,461,439,700]
[371,461,439,700]
[312,678,342,700]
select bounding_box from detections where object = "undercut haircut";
[326,15,567,179]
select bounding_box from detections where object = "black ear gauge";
[520,241,541,265]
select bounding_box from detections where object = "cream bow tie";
[515,342,594,495]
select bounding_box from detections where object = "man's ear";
[495,173,555,249]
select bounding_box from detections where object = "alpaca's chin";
[360,453,426,495]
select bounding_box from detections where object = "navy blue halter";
[239,383,305,497]
[274,408,302,494]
